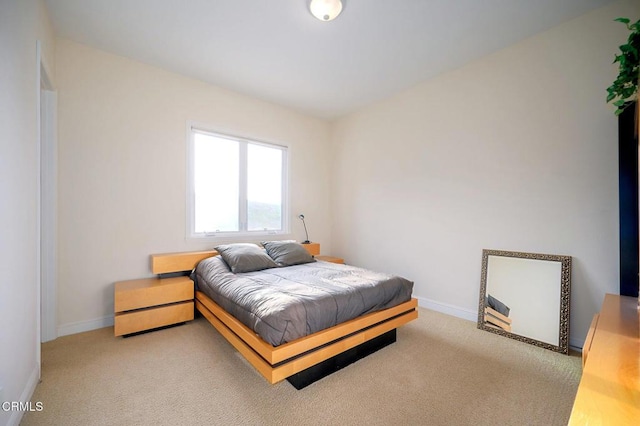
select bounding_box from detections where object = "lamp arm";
[302,219,310,244]
[298,214,310,244]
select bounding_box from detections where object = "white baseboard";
[415,296,477,322]
[415,296,586,351]
[7,365,40,426]
[569,337,585,351]
[57,315,114,337]
[54,302,586,350]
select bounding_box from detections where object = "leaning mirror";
[478,249,571,354]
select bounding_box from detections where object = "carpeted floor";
[22,308,581,426]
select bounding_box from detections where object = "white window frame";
[186,123,289,240]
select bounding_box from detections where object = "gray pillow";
[262,241,316,267]
[214,243,277,273]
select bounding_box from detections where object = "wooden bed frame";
[150,250,418,386]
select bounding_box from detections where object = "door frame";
[37,40,57,350]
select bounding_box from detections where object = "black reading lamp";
[298,214,310,244]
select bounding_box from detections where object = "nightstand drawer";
[114,277,193,312]
[114,301,194,336]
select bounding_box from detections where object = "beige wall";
[54,0,640,348]
[331,0,640,347]
[0,0,56,424]
[55,39,332,333]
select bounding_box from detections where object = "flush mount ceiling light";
[309,0,343,22]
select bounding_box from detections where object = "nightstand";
[315,255,344,264]
[302,242,320,255]
[301,243,344,264]
[114,276,194,336]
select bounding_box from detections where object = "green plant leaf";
[607,17,639,112]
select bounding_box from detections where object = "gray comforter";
[194,257,413,346]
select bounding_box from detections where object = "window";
[187,127,288,238]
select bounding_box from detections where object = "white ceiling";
[45,0,616,119]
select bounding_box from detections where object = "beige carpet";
[22,308,581,426]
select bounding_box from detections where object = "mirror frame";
[477,249,572,354]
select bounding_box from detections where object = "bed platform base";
[150,250,418,388]
[286,329,396,389]
[195,291,418,386]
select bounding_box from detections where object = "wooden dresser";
[568,294,640,424]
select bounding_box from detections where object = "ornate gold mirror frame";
[478,249,571,354]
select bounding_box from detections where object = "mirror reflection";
[478,249,571,354]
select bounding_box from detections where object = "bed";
[150,243,418,388]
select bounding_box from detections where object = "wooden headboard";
[150,250,218,274]
[150,243,320,275]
